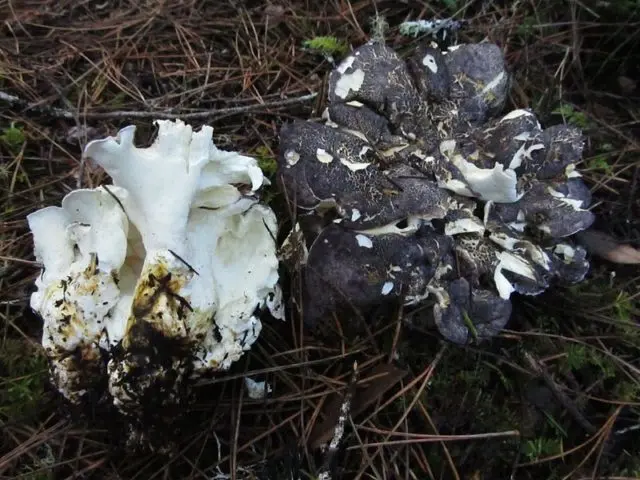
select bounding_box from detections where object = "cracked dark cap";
[277,39,596,345]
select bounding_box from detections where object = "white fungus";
[339,157,371,171]
[316,148,334,163]
[334,68,365,99]
[28,119,283,427]
[381,281,394,295]
[355,234,374,248]
[422,54,439,73]
[285,150,300,166]
[244,377,273,400]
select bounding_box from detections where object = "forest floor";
[1,1,640,479]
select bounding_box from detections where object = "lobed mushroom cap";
[28,120,282,450]
[277,40,595,344]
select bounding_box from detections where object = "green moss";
[302,36,349,57]
[0,339,48,419]
[564,344,590,371]
[251,145,280,205]
[522,436,563,461]
[517,15,537,39]
[613,380,640,402]
[551,103,590,129]
[1,121,26,153]
[561,343,616,379]
[587,154,613,174]
[253,145,278,177]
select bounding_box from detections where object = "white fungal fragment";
[489,233,551,270]
[513,132,531,141]
[381,281,394,295]
[499,109,534,123]
[28,119,282,425]
[334,68,365,99]
[509,143,544,169]
[339,157,371,171]
[439,140,522,202]
[279,222,309,266]
[316,148,334,163]
[565,164,582,178]
[355,234,374,248]
[493,251,538,299]
[422,54,438,73]
[481,71,506,95]
[265,284,286,321]
[322,108,340,128]
[507,220,527,232]
[445,217,485,236]
[427,285,450,308]
[341,127,369,141]
[337,56,356,74]
[244,377,273,400]
[380,144,410,157]
[554,243,576,262]
[358,146,371,158]
[489,232,519,251]
[285,150,300,166]
[439,178,475,197]
[483,200,494,226]
[547,188,586,210]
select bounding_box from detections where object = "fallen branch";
[0,90,318,121]
[317,361,359,480]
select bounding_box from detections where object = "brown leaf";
[576,229,640,264]
[350,363,408,418]
[618,75,636,95]
[263,4,286,24]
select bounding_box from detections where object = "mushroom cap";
[407,44,451,102]
[434,278,512,345]
[28,120,282,449]
[277,39,595,344]
[277,120,452,230]
[302,223,452,326]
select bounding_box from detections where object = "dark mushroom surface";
[277,39,595,344]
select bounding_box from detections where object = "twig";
[522,350,597,435]
[0,255,43,268]
[0,90,318,120]
[317,361,359,480]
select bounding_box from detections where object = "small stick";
[522,349,597,434]
[0,90,317,120]
[101,185,126,214]
[168,249,199,276]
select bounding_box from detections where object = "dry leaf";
[576,229,640,264]
[618,75,636,95]
[309,363,407,448]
